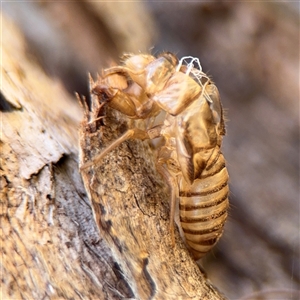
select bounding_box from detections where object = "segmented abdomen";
[179,151,229,260]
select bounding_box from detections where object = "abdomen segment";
[179,153,229,260]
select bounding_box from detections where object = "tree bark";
[1,14,226,300]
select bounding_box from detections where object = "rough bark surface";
[2,2,299,299]
[1,14,226,300]
[78,84,225,299]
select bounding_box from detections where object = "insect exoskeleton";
[85,52,229,260]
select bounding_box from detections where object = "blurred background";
[2,1,299,299]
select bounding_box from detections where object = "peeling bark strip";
[78,78,227,299]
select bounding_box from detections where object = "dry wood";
[1,14,226,300]
[2,2,299,299]
[78,78,227,299]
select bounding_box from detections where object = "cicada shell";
[81,53,229,260]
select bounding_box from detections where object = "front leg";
[92,83,141,118]
[93,76,160,120]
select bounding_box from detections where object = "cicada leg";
[156,148,179,247]
[80,128,149,171]
[80,124,163,171]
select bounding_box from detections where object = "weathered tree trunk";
[1,14,226,300]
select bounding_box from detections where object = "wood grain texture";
[78,84,227,299]
[1,13,226,300]
[4,2,297,298]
